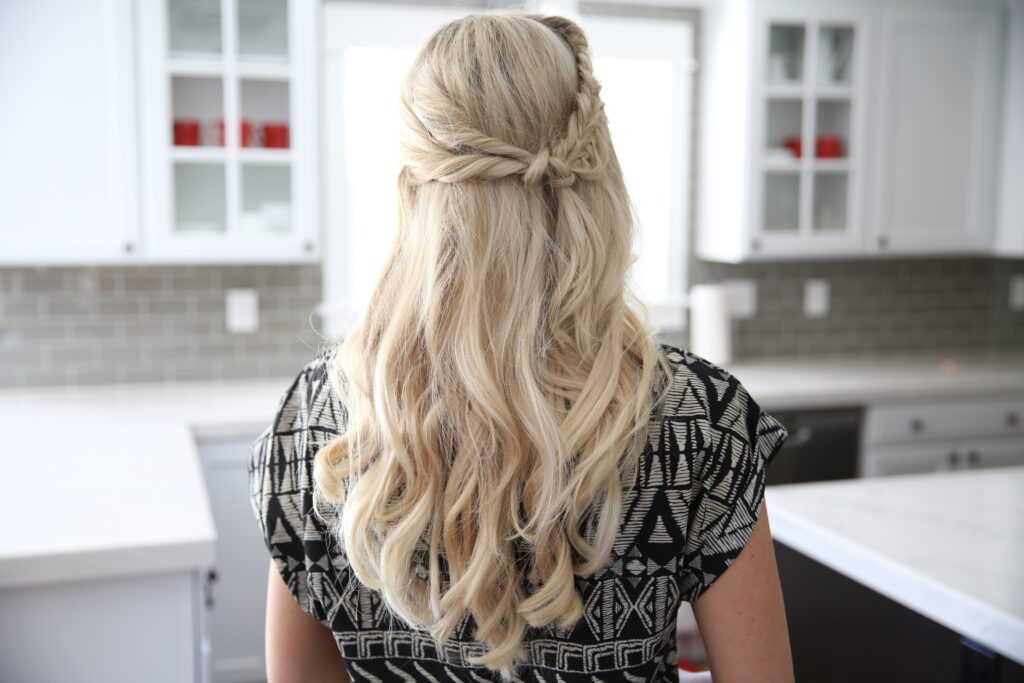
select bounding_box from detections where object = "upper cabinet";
[0,0,319,267]
[870,6,1002,255]
[136,0,319,263]
[749,4,872,259]
[698,0,1008,263]
[0,0,140,265]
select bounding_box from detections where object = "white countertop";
[0,377,291,589]
[1,350,1021,590]
[766,466,1024,665]
[727,352,1024,410]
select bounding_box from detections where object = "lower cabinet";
[198,434,269,683]
[861,395,1024,477]
[862,437,1024,477]
[0,569,208,683]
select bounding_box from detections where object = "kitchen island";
[766,466,1024,682]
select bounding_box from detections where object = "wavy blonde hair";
[312,11,674,680]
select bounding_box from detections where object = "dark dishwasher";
[765,407,862,485]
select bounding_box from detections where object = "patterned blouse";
[248,342,788,682]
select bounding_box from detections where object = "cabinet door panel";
[861,443,961,477]
[963,438,1024,471]
[873,7,1001,254]
[0,0,138,264]
[199,436,269,683]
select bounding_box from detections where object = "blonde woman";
[249,11,794,683]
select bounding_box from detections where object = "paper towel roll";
[688,284,732,365]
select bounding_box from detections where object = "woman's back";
[249,340,788,682]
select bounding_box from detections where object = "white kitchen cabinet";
[994,1,1024,257]
[863,438,1024,477]
[198,434,270,683]
[0,569,210,683]
[0,0,140,265]
[861,394,1024,477]
[749,4,872,259]
[869,5,1002,255]
[135,0,319,264]
[698,0,1007,262]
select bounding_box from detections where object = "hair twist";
[399,13,611,191]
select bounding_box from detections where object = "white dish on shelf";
[766,147,797,163]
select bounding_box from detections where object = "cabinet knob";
[124,241,135,254]
[909,418,924,434]
[949,450,960,467]
[304,241,315,253]
[750,238,762,251]
[1008,412,1020,428]
[878,235,889,249]
[205,567,218,609]
[966,450,980,466]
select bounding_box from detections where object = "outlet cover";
[723,279,757,319]
[226,288,259,334]
[804,279,830,318]
[1010,275,1024,311]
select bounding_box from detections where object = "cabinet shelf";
[765,83,804,99]
[168,57,224,77]
[168,59,291,81]
[764,156,802,172]
[170,146,226,162]
[239,148,293,163]
[814,159,850,172]
[816,85,854,100]
[237,62,291,80]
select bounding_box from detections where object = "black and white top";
[248,342,788,682]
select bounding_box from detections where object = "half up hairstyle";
[312,11,674,680]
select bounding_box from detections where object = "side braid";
[400,14,610,190]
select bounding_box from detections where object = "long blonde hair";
[312,11,674,680]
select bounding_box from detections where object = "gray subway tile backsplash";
[0,265,327,387]
[2,254,1024,388]
[0,256,1022,388]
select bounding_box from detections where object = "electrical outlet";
[226,288,259,334]
[1010,275,1024,312]
[723,279,757,319]
[804,279,830,318]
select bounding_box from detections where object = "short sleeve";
[677,360,788,603]
[247,346,347,626]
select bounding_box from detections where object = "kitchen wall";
[1,6,1021,388]
[4,253,1020,388]
[0,265,325,387]
[687,257,1024,359]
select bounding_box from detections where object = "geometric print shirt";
[248,341,788,682]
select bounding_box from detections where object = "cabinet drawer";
[862,437,1024,477]
[863,396,1024,446]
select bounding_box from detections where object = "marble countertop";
[0,377,293,589]
[1,350,1021,590]
[766,466,1024,665]
[726,352,1024,411]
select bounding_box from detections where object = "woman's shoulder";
[653,341,749,421]
[261,341,346,441]
[656,341,738,386]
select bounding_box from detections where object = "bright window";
[321,4,692,336]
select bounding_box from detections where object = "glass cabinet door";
[758,12,864,250]
[165,0,295,241]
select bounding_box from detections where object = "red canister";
[783,135,802,158]
[261,122,290,149]
[816,136,844,158]
[173,119,201,146]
